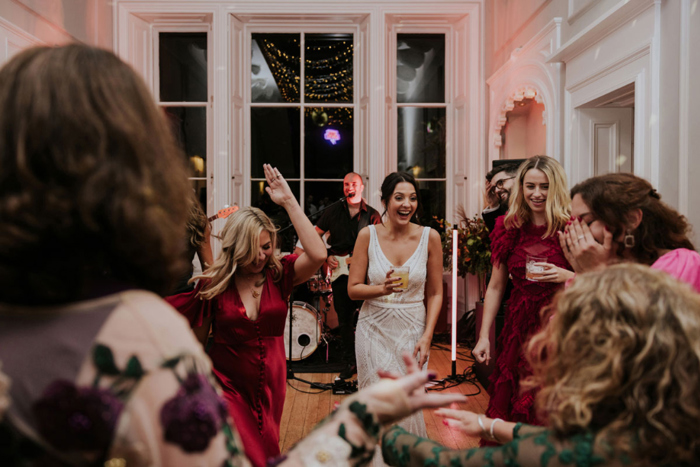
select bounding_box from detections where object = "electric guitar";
[329,255,352,282]
[207,205,239,222]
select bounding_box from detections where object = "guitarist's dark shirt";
[316,199,381,256]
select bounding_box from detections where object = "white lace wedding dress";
[356,224,430,466]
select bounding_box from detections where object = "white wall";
[0,0,112,61]
[485,0,700,244]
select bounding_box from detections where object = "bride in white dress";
[348,172,444,466]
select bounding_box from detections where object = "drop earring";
[624,230,635,248]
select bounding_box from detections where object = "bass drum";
[284,301,322,361]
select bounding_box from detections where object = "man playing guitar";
[309,173,381,379]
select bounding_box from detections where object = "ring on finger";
[577,235,585,240]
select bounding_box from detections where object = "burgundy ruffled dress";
[484,217,569,426]
[166,255,297,467]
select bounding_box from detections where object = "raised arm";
[263,164,326,285]
[196,222,214,272]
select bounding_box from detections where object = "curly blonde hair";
[194,207,283,299]
[525,264,700,465]
[504,155,570,238]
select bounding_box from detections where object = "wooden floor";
[279,343,489,453]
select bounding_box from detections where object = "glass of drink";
[391,266,410,292]
[526,255,547,281]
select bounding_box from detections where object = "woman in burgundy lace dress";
[472,156,573,431]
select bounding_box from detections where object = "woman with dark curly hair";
[559,172,700,291]
[0,44,463,467]
[382,264,700,466]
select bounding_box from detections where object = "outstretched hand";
[362,352,464,425]
[263,163,296,208]
[434,408,483,436]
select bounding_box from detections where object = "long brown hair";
[525,264,700,465]
[571,173,694,264]
[0,45,191,304]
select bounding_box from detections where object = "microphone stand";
[278,195,348,234]
[284,221,335,391]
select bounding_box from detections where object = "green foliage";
[434,215,492,279]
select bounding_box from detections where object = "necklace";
[238,271,264,299]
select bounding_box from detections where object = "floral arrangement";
[434,206,492,298]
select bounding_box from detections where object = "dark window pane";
[252,34,300,103]
[305,33,353,103]
[251,181,300,252]
[397,34,444,104]
[163,106,207,177]
[304,107,353,178]
[417,180,445,228]
[191,180,207,211]
[251,107,300,178]
[304,181,345,223]
[397,107,446,178]
[159,33,207,102]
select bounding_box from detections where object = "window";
[158,32,209,207]
[249,32,354,249]
[396,34,446,227]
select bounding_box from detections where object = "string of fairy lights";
[304,107,353,127]
[257,37,354,102]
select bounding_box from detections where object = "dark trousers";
[331,275,361,364]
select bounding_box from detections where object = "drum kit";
[284,270,338,361]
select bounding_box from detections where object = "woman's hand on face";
[263,164,296,208]
[472,337,490,365]
[380,269,403,296]
[533,263,575,283]
[434,408,483,437]
[560,217,614,273]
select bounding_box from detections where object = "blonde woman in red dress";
[472,156,572,434]
[167,164,327,467]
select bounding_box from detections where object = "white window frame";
[246,30,359,211]
[153,26,213,207]
[230,14,367,210]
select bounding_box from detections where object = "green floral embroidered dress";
[381,424,643,467]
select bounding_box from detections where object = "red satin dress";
[166,255,297,467]
[484,218,569,428]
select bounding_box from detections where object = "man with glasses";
[482,163,519,232]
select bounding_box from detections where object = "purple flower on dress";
[160,373,228,453]
[33,379,124,452]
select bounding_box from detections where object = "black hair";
[380,172,422,223]
[486,162,520,182]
